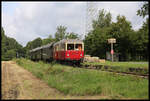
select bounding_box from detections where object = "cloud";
[2,2,147,47]
[2,2,86,46]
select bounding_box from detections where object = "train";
[29,39,84,64]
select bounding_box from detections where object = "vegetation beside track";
[83,61,148,68]
[13,58,148,99]
[82,61,148,75]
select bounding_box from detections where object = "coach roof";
[54,39,83,46]
[29,42,54,53]
[42,42,54,49]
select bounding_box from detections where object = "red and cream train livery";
[53,39,84,63]
[29,39,84,64]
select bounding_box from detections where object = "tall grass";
[83,61,148,69]
[14,58,148,99]
[83,61,149,75]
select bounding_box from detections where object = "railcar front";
[53,39,84,64]
[65,39,84,64]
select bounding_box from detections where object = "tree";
[134,18,149,60]
[55,26,67,41]
[1,27,6,60]
[1,27,24,60]
[92,9,112,29]
[108,15,134,61]
[137,2,149,18]
[84,9,112,58]
[1,27,5,40]
[25,37,42,58]
[33,37,42,48]
[25,37,42,51]
[55,25,79,41]
[42,35,55,45]
[65,32,79,39]
[136,2,149,60]
[5,49,16,60]
[84,9,140,61]
[84,27,111,58]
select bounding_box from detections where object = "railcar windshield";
[67,43,82,51]
[75,44,82,51]
[67,44,74,50]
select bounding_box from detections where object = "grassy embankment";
[82,61,149,75]
[13,58,148,99]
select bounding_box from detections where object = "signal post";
[108,38,116,62]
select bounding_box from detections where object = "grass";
[83,61,148,69]
[82,61,149,75]
[13,58,148,99]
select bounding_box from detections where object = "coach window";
[58,45,60,51]
[67,44,74,50]
[58,44,60,51]
[60,44,61,51]
[75,44,82,51]
[60,43,63,51]
[62,43,65,51]
[56,45,58,51]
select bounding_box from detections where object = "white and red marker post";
[108,38,116,62]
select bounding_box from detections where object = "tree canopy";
[137,2,149,18]
[84,7,148,61]
[1,27,24,60]
[55,25,79,41]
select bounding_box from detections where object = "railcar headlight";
[67,54,69,56]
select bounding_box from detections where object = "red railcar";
[53,39,84,63]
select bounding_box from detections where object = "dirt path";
[2,61,110,99]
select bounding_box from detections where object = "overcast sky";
[2,1,148,47]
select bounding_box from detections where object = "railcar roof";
[54,39,83,46]
[29,42,54,53]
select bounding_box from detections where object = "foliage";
[110,15,134,61]
[25,37,42,58]
[1,27,24,60]
[26,37,42,50]
[137,2,149,18]
[4,49,16,60]
[65,32,79,39]
[84,8,148,61]
[84,9,112,58]
[55,25,79,42]
[131,19,149,61]
[83,61,148,69]
[55,26,67,41]
[42,35,55,45]
[92,9,112,29]
[83,61,148,75]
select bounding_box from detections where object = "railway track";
[81,64,149,79]
[59,62,149,79]
[85,67,148,79]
